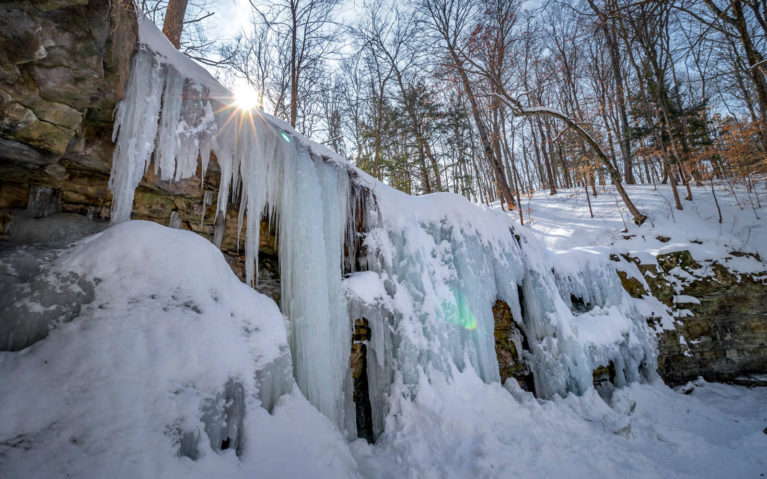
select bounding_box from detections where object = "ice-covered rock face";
[111,43,358,434]
[349,190,657,435]
[104,20,657,439]
[0,244,95,351]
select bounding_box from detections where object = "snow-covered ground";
[519,181,766,261]
[0,221,359,478]
[1,221,765,479]
[353,374,767,479]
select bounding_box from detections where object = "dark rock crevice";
[350,318,374,443]
[493,298,535,393]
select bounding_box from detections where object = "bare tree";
[162,0,189,48]
[421,0,516,209]
[249,0,340,130]
[140,0,218,63]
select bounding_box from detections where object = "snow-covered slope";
[520,182,766,262]
[518,182,767,331]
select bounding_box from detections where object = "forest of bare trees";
[148,0,767,224]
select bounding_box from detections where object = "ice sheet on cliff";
[104,14,660,438]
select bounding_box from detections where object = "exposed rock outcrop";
[0,0,136,164]
[493,299,535,392]
[616,250,767,385]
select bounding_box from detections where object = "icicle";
[176,84,217,182]
[199,141,211,187]
[213,214,225,248]
[109,50,165,223]
[27,185,59,218]
[154,66,184,181]
[277,147,351,434]
[169,211,181,229]
[210,107,235,223]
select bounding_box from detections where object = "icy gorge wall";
[0,0,764,447]
[104,35,660,437]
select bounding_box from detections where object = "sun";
[233,84,259,110]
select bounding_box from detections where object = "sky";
[204,0,250,42]
[201,0,362,45]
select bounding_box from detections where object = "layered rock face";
[617,251,767,385]
[492,299,534,392]
[0,1,284,355]
[0,0,135,164]
[1,0,135,228]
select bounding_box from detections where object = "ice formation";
[105,17,657,438]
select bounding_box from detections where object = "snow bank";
[520,183,766,269]
[0,221,357,478]
[353,374,767,479]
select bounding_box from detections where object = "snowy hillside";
[1,14,766,479]
[519,182,766,260]
[0,221,358,478]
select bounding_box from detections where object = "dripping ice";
[109,27,657,437]
[111,47,355,433]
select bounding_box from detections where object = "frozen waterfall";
[108,24,657,437]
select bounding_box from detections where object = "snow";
[1,221,764,477]
[674,295,701,305]
[136,14,229,99]
[344,271,387,306]
[519,182,766,269]
[0,221,358,478]
[350,372,767,479]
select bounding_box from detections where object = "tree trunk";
[418,145,432,193]
[536,118,557,195]
[448,49,516,209]
[162,0,189,49]
[601,3,634,183]
[289,2,299,128]
[584,176,594,218]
